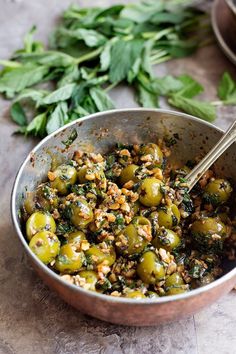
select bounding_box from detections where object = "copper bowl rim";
[11,108,236,305]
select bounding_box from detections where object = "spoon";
[185,120,236,190]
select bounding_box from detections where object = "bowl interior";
[14,109,236,275]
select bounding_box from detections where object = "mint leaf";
[14,51,75,68]
[10,102,27,126]
[42,83,75,105]
[100,40,113,72]
[56,28,107,47]
[109,39,144,83]
[136,82,158,108]
[46,102,68,134]
[89,86,115,111]
[152,75,184,95]
[175,74,203,98]
[14,88,48,106]
[0,64,48,96]
[26,112,47,137]
[120,1,165,23]
[217,72,236,104]
[169,95,216,122]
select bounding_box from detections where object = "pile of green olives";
[22,142,234,299]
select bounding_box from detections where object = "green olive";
[26,211,56,241]
[29,231,60,264]
[175,165,191,177]
[124,290,146,299]
[137,251,165,284]
[165,287,187,295]
[157,204,180,229]
[204,178,232,205]
[67,230,87,245]
[140,143,163,165]
[54,244,84,273]
[85,244,116,266]
[131,201,141,216]
[165,272,184,288]
[24,185,59,214]
[119,164,139,185]
[191,217,227,236]
[50,164,77,195]
[24,192,36,215]
[77,166,87,184]
[77,165,107,190]
[190,217,227,250]
[78,270,98,291]
[152,228,181,251]
[116,223,149,256]
[165,272,187,295]
[70,198,93,228]
[147,291,159,298]
[139,178,164,207]
[132,216,151,227]
[35,184,59,211]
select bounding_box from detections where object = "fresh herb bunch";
[0,0,234,138]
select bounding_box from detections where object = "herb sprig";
[0,0,234,138]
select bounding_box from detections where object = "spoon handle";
[186,120,236,191]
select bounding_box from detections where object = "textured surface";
[0,0,236,353]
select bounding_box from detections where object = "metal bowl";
[226,0,236,16]
[11,108,236,326]
[212,0,236,65]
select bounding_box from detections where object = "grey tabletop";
[1,1,236,353]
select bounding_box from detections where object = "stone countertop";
[1,1,236,353]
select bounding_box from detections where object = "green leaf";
[14,51,75,68]
[10,102,27,126]
[109,39,144,83]
[152,75,184,95]
[46,102,68,134]
[150,11,191,25]
[58,65,80,87]
[42,83,76,105]
[73,105,90,118]
[14,88,48,106]
[120,1,165,23]
[56,28,107,47]
[0,64,48,96]
[23,25,37,53]
[14,26,44,55]
[100,40,113,72]
[175,74,203,98]
[169,95,216,122]
[136,83,158,108]
[128,57,141,83]
[89,86,115,111]
[217,72,236,104]
[26,112,47,137]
